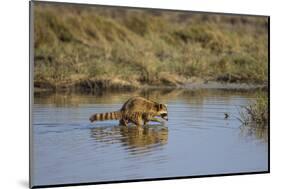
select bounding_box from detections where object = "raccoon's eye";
[160,104,167,110]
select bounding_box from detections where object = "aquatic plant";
[238,93,268,126]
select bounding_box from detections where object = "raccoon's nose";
[89,116,94,122]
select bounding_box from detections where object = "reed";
[238,92,268,126]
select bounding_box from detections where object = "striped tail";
[89,111,122,122]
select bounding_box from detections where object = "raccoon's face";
[156,104,168,121]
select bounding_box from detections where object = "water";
[31,89,268,186]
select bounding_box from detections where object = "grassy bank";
[34,3,268,92]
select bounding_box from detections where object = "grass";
[238,92,268,127]
[33,2,268,92]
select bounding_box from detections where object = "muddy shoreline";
[34,79,267,94]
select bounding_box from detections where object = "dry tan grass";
[33,2,268,91]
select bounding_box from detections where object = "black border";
[268,16,270,173]
[29,1,270,188]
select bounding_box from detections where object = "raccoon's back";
[120,96,156,113]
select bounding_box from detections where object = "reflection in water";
[90,125,168,154]
[240,124,268,142]
[34,88,260,106]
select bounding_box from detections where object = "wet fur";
[122,112,163,126]
[89,97,168,126]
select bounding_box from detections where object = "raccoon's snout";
[89,116,94,122]
[161,113,168,121]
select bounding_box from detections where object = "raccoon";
[89,96,168,126]
[122,111,166,126]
